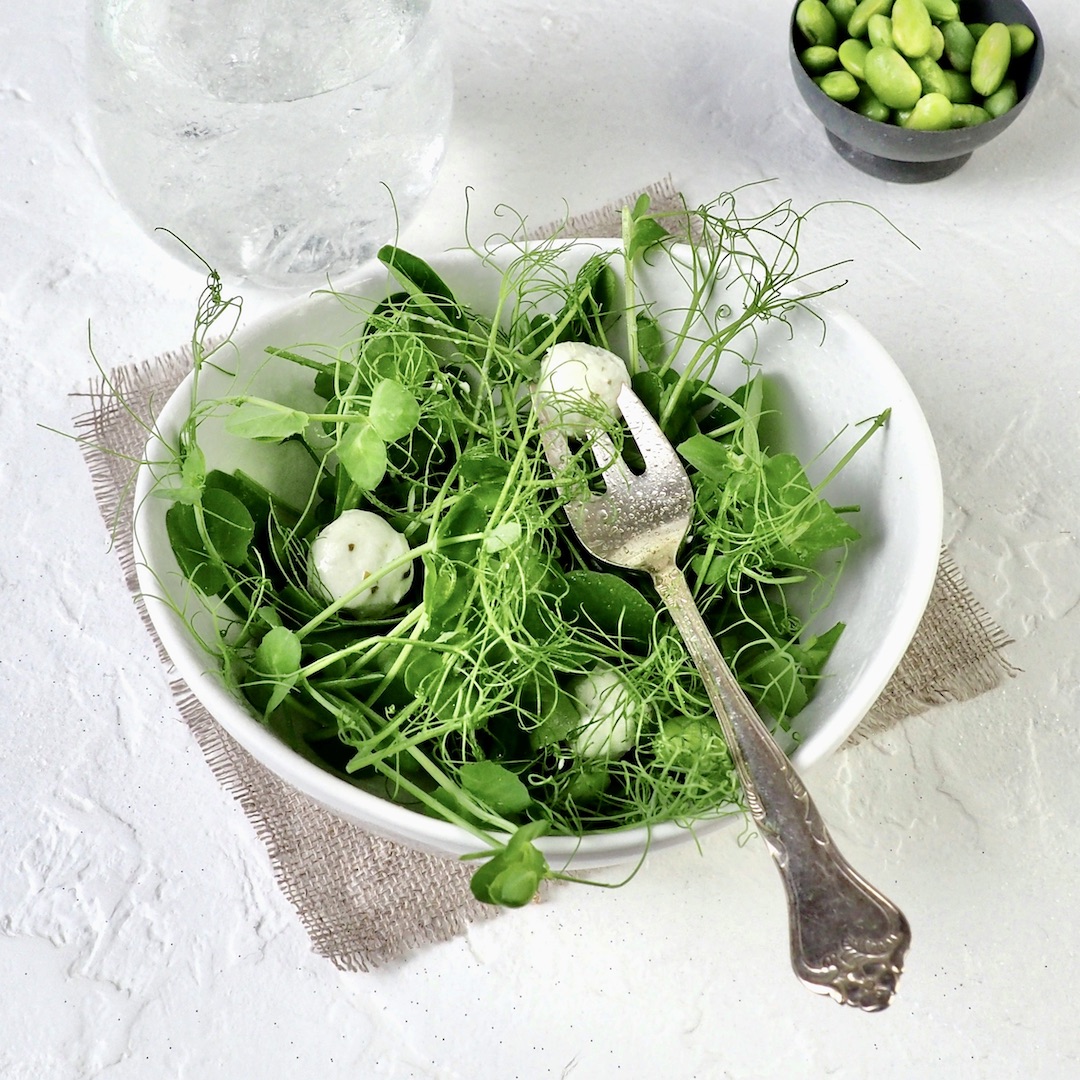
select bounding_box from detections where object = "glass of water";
[87,0,454,288]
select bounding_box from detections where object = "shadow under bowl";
[790,0,1044,182]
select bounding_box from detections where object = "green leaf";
[201,487,255,566]
[486,865,542,907]
[254,626,303,715]
[528,687,581,750]
[458,444,512,484]
[790,621,845,679]
[338,423,387,490]
[181,444,206,493]
[559,570,657,650]
[742,646,809,724]
[760,454,861,565]
[314,361,357,402]
[468,853,506,904]
[436,483,504,563]
[677,433,740,483]
[564,255,620,341]
[421,553,473,632]
[165,502,227,595]
[204,469,271,527]
[459,760,533,815]
[635,312,665,367]
[564,765,611,803]
[377,245,468,332]
[368,378,421,442]
[483,520,521,553]
[516,312,557,359]
[626,195,670,261]
[467,822,549,907]
[255,625,302,677]
[225,400,310,442]
[401,643,469,722]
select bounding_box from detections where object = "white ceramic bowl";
[133,239,943,870]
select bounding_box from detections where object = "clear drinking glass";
[87,0,453,288]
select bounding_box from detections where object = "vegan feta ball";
[570,664,649,760]
[307,509,414,615]
[536,341,630,433]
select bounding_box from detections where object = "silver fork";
[537,383,911,1011]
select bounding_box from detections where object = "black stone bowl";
[790,0,1044,181]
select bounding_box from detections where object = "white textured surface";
[2,2,1078,1077]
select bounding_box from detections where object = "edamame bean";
[827,0,858,27]
[928,24,944,61]
[911,54,951,98]
[942,69,975,103]
[902,91,953,129]
[838,37,871,78]
[855,86,891,121]
[864,45,922,108]
[983,77,1018,118]
[1008,23,1036,57]
[967,23,988,40]
[802,45,841,74]
[941,19,976,73]
[796,0,839,48]
[892,0,933,59]
[817,70,861,101]
[970,22,1011,96]
[868,13,895,48]
[950,103,991,127]
[921,0,958,20]
[848,0,893,40]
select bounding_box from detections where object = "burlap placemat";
[73,179,1016,971]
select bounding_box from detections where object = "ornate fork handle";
[653,563,911,1011]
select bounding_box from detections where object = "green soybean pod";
[864,45,923,108]
[1008,23,1036,57]
[892,0,933,59]
[942,19,976,72]
[970,22,1011,96]
[817,70,861,101]
[855,86,891,121]
[927,24,944,61]
[921,0,959,20]
[796,0,839,47]
[802,45,841,74]
[942,69,975,103]
[848,0,893,40]
[911,54,951,98]
[950,103,991,127]
[827,0,858,27]
[902,91,953,129]
[838,37,872,78]
[984,77,1019,118]
[868,13,895,48]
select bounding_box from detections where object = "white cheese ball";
[308,509,414,615]
[570,664,648,760]
[537,341,630,433]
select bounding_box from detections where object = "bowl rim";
[131,239,944,864]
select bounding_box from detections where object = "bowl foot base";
[826,132,972,183]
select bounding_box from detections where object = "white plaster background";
[2,1,1078,1076]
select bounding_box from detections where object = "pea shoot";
[150,191,885,907]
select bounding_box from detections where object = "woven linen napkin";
[74,178,1016,971]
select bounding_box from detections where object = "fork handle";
[652,563,911,1011]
